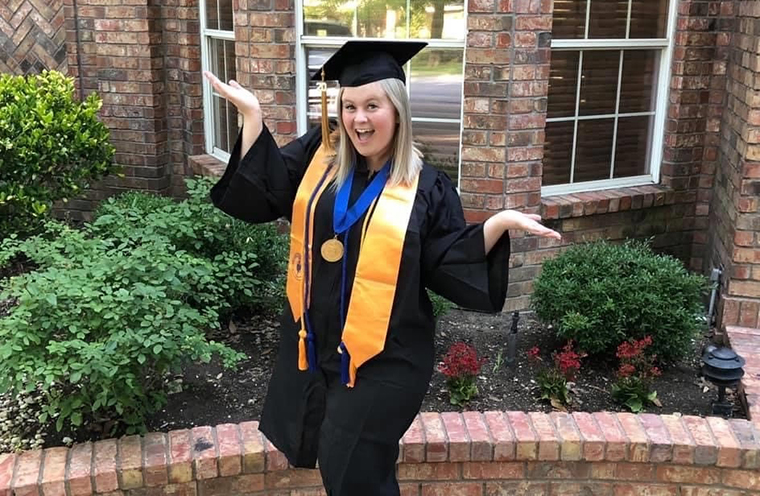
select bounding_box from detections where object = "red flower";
[527,346,541,362]
[438,342,486,379]
[553,341,582,380]
[618,363,636,377]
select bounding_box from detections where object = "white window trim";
[542,0,678,197]
[295,3,467,188]
[200,0,236,163]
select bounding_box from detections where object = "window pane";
[588,0,627,39]
[304,0,408,39]
[575,118,614,182]
[629,0,669,38]
[306,47,340,120]
[547,50,579,119]
[205,0,219,30]
[614,115,653,178]
[414,120,460,183]
[551,0,586,39]
[219,0,234,31]
[543,120,574,186]
[579,50,619,116]
[410,48,463,121]
[619,50,658,113]
[410,0,465,40]
[209,38,238,154]
[210,38,236,84]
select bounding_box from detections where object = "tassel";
[319,69,332,152]
[338,342,350,386]
[298,328,308,371]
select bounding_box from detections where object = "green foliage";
[612,378,658,413]
[536,367,570,406]
[0,222,246,434]
[531,239,708,362]
[445,376,479,406]
[89,177,288,316]
[0,71,116,237]
[428,289,452,320]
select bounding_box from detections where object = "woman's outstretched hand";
[203,71,263,155]
[484,209,561,253]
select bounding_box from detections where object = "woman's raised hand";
[203,71,263,156]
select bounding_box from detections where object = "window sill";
[541,185,675,219]
[189,154,226,178]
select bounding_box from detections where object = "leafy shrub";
[428,289,452,320]
[438,342,486,405]
[0,71,116,237]
[0,223,245,433]
[89,177,288,316]
[531,240,708,362]
[527,342,583,407]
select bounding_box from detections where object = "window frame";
[543,0,679,196]
[200,0,237,163]
[294,2,467,188]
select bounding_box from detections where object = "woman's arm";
[483,210,561,254]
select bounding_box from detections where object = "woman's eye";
[343,104,355,111]
[368,104,378,110]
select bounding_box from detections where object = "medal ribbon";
[333,161,390,235]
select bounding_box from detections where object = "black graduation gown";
[210,124,511,479]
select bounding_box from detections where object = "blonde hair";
[332,78,423,188]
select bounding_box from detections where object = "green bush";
[89,177,288,316]
[0,222,245,433]
[530,240,708,362]
[429,289,452,320]
[0,71,116,237]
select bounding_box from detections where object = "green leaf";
[152,344,162,354]
[137,354,146,364]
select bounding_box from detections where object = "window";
[543,0,676,195]
[201,0,239,161]
[296,0,466,184]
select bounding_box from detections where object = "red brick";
[216,423,242,477]
[168,429,193,483]
[191,426,218,479]
[515,15,552,30]
[66,442,93,496]
[660,415,696,465]
[593,412,627,462]
[462,461,523,480]
[119,436,143,490]
[420,413,449,463]
[0,454,14,496]
[616,413,650,462]
[461,178,504,195]
[526,461,590,479]
[706,417,742,468]
[572,412,605,462]
[549,412,582,461]
[240,421,265,473]
[265,468,323,490]
[638,414,672,463]
[93,439,119,493]
[506,412,538,460]
[529,413,559,461]
[729,419,760,469]
[398,463,459,481]
[265,439,289,471]
[612,483,677,495]
[422,482,483,496]
[143,432,168,486]
[463,412,493,461]
[722,469,760,490]
[615,463,654,481]
[403,417,426,463]
[12,450,41,496]
[484,411,516,461]
[681,416,718,465]
[201,473,266,494]
[40,448,68,496]
[441,412,471,462]
[656,466,720,485]
[549,482,613,495]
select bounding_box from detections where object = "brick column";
[712,1,760,329]
[461,0,551,311]
[236,0,296,148]
[61,0,170,218]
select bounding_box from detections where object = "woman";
[205,40,560,495]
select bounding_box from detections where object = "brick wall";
[0,0,67,75]
[1,411,759,495]
[710,0,760,330]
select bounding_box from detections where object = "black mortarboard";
[311,40,427,87]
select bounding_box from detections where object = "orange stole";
[285,146,419,386]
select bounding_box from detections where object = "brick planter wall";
[1,411,759,495]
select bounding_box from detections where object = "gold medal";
[321,237,344,262]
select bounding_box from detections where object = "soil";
[36,307,745,449]
[127,307,745,435]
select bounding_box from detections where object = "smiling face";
[340,82,398,171]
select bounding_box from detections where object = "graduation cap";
[312,40,427,150]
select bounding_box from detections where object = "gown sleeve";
[210,123,323,223]
[421,170,511,313]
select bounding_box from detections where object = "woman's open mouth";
[356,129,374,143]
